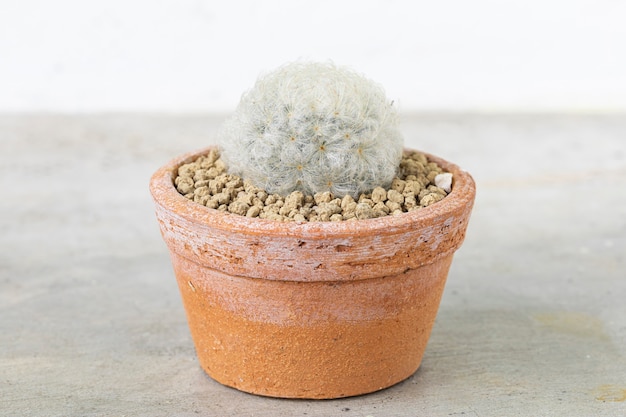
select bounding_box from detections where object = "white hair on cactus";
[217,61,404,198]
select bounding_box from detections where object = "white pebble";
[434,173,453,193]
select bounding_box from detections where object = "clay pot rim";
[150,146,475,239]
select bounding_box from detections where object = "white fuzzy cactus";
[217,61,404,198]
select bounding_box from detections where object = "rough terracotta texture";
[150,147,476,399]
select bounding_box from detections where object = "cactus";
[217,61,404,198]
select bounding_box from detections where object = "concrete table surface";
[1,114,625,416]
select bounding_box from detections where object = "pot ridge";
[150,147,475,282]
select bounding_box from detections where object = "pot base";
[172,253,452,399]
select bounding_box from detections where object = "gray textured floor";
[1,114,625,416]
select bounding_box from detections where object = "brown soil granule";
[174,149,451,222]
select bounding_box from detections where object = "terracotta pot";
[149,147,475,399]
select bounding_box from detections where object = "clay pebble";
[175,149,452,222]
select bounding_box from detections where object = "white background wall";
[1,0,625,113]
